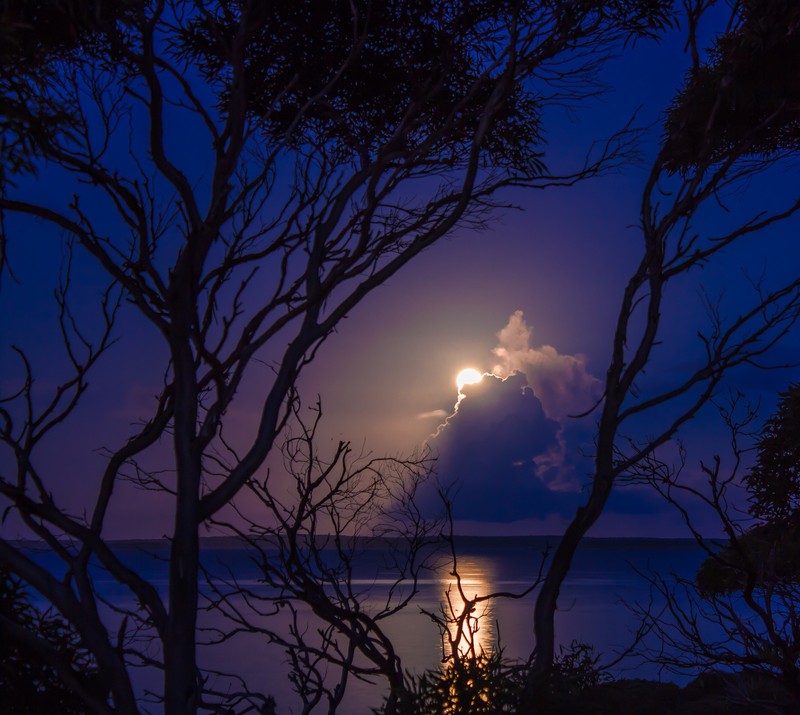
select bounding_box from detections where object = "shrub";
[0,567,104,714]
[378,642,608,715]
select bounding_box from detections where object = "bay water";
[24,536,707,713]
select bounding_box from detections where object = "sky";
[2,10,800,541]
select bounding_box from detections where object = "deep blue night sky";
[2,8,799,539]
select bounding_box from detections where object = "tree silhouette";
[689,386,800,597]
[663,0,800,172]
[0,566,105,713]
[0,1,673,712]
[629,397,800,709]
[531,0,800,680]
[745,384,800,525]
[0,0,141,178]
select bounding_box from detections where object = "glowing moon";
[456,368,483,391]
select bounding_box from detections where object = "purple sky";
[2,16,800,540]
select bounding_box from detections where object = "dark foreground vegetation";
[539,672,795,715]
[387,666,796,715]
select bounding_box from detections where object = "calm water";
[25,536,706,713]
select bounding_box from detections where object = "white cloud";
[417,409,449,420]
[492,310,601,420]
[412,311,617,523]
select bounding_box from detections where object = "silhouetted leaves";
[179,0,673,173]
[664,0,800,171]
[695,521,800,595]
[0,0,140,177]
[0,567,105,714]
[178,0,540,171]
[695,385,800,596]
[745,383,800,524]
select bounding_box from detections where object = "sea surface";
[24,536,708,713]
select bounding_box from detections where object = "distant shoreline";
[11,534,709,550]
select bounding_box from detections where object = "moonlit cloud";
[417,409,449,420]
[425,372,581,521]
[419,312,596,523]
[492,310,601,420]
[419,312,661,527]
[491,310,602,491]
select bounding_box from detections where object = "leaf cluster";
[695,521,800,596]
[695,384,800,596]
[0,0,133,69]
[0,0,141,177]
[178,0,544,171]
[384,651,528,715]
[745,383,800,524]
[0,567,104,714]
[378,641,609,715]
[178,0,673,174]
[664,0,800,170]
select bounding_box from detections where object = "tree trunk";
[532,474,614,676]
[164,283,201,715]
[164,487,200,714]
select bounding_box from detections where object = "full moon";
[456,368,483,392]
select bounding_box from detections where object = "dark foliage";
[745,383,800,524]
[179,0,672,173]
[0,0,141,177]
[378,647,799,714]
[179,1,535,167]
[386,651,529,715]
[0,0,130,67]
[0,567,103,714]
[695,521,800,595]
[378,642,609,715]
[694,386,800,595]
[663,0,800,171]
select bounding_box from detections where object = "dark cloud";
[427,373,580,521]
[418,313,664,526]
